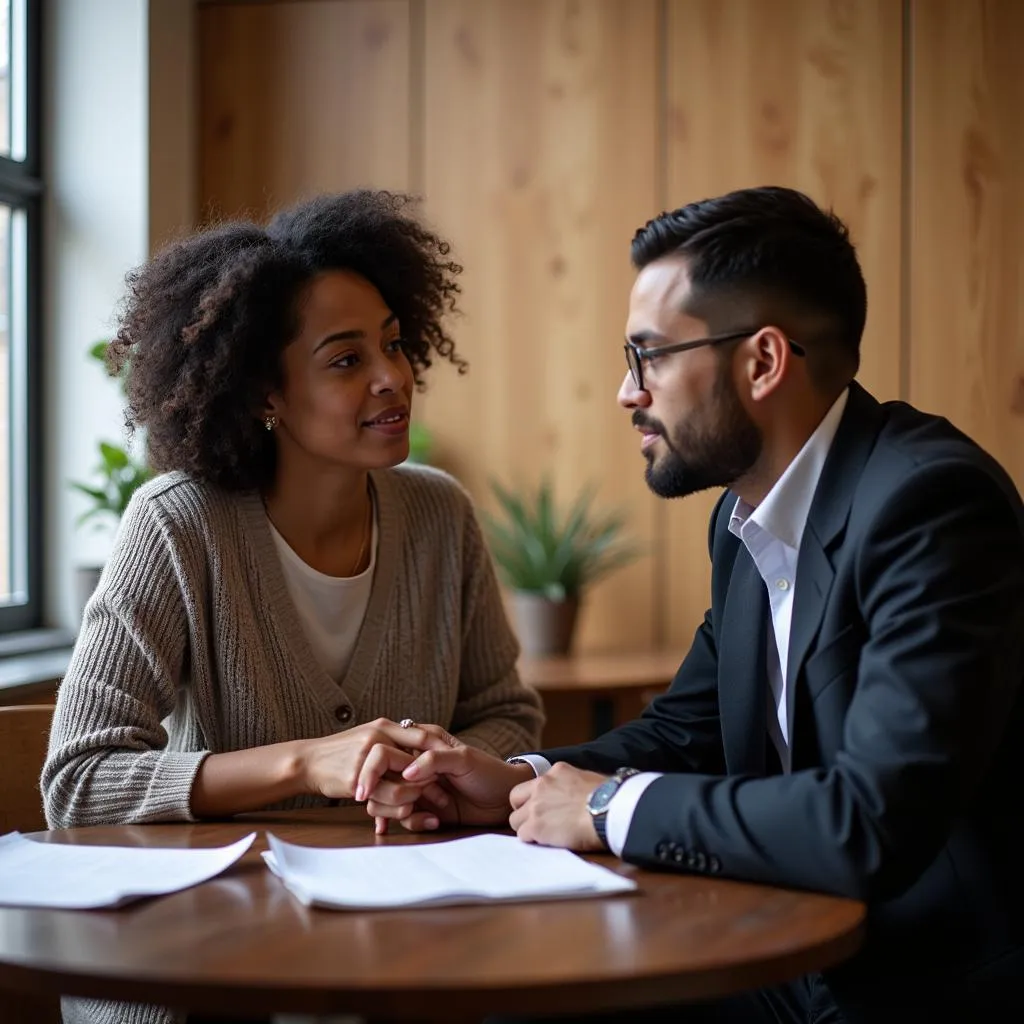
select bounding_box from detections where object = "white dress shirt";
[515,388,850,856]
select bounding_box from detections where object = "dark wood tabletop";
[0,808,865,1019]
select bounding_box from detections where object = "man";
[366,187,1024,1021]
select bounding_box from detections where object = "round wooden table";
[0,808,865,1019]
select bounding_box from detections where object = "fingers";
[366,798,440,832]
[366,775,449,809]
[401,746,469,782]
[508,803,525,835]
[368,719,460,754]
[355,743,414,803]
[508,777,542,838]
[421,781,451,807]
[397,810,442,832]
[509,777,536,811]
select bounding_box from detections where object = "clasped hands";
[313,719,607,850]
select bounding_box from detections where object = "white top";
[268,502,379,683]
[515,388,851,857]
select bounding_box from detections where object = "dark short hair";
[110,191,464,491]
[631,186,866,390]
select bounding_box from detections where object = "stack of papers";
[0,830,636,913]
[0,831,255,909]
[264,831,637,909]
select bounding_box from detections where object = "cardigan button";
[334,705,353,724]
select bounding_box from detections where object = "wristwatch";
[587,767,641,849]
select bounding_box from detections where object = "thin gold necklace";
[348,496,372,576]
[264,494,372,577]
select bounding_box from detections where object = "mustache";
[632,410,665,435]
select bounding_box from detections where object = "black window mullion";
[0,0,41,635]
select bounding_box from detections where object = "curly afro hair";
[110,190,464,492]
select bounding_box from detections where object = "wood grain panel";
[199,0,411,222]
[662,0,904,648]
[908,0,1024,487]
[419,0,661,652]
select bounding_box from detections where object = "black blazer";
[541,383,1024,1015]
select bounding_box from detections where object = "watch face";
[587,779,619,815]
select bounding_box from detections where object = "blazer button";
[708,855,722,874]
[672,848,686,864]
[335,705,353,723]
[694,852,707,872]
[685,851,698,869]
[655,842,670,860]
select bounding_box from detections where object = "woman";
[43,191,541,849]
[44,192,542,1024]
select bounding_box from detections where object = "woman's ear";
[260,394,282,431]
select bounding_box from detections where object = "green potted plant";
[405,420,433,465]
[69,341,151,615]
[482,477,641,657]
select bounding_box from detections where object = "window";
[0,0,40,633]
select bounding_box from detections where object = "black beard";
[643,373,762,499]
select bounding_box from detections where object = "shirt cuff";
[507,754,552,777]
[605,772,662,856]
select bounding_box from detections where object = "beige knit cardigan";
[43,463,543,1024]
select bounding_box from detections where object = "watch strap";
[590,767,641,850]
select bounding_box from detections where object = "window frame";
[0,0,42,634]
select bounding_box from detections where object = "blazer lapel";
[786,528,835,725]
[785,382,886,734]
[718,549,770,775]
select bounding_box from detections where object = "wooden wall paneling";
[199,0,411,222]
[420,0,662,652]
[661,0,904,648]
[908,0,1024,487]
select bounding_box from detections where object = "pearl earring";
[264,415,277,432]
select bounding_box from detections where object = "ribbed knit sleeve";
[446,482,545,756]
[61,997,180,1024]
[42,491,207,829]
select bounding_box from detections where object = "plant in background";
[69,341,151,529]
[70,440,151,528]
[405,420,433,465]
[482,477,641,603]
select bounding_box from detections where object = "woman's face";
[266,270,414,475]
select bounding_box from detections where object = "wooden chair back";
[0,704,55,835]
[0,704,61,1021]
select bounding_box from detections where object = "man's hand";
[508,762,609,852]
[363,726,535,831]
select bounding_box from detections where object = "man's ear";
[747,327,793,402]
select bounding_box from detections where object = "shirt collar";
[729,387,849,551]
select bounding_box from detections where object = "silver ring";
[399,718,416,729]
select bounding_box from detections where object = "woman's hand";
[299,718,450,810]
[190,718,453,821]
[361,725,536,831]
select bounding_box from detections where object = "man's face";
[619,257,762,498]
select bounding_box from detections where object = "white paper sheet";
[0,831,256,909]
[263,832,636,910]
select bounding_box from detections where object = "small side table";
[518,650,683,747]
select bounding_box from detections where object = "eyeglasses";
[623,329,806,392]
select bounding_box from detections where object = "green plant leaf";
[69,481,108,503]
[99,442,129,471]
[482,477,642,597]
